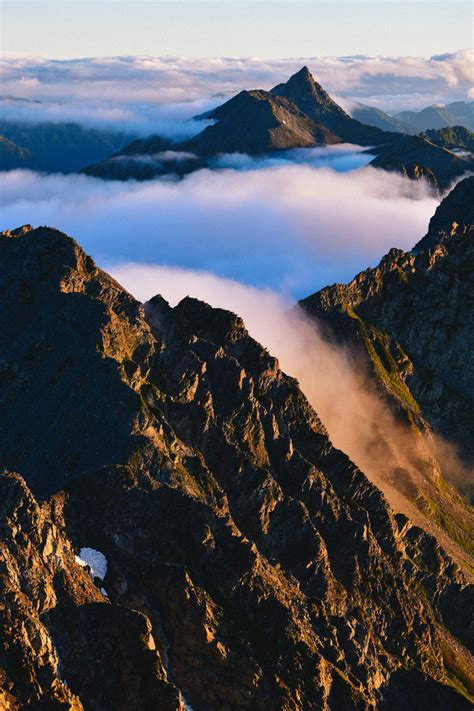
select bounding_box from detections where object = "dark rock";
[0,221,472,708]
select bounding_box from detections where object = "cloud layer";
[0,161,437,297]
[1,51,472,136]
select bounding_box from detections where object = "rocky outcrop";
[369,135,471,192]
[271,66,391,147]
[300,177,474,460]
[0,220,473,708]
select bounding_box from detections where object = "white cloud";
[0,162,437,297]
[0,51,472,136]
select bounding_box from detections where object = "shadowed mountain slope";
[368,134,471,192]
[271,66,394,147]
[186,89,341,155]
[0,220,472,708]
[0,135,32,170]
[420,126,474,153]
[0,121,134,173]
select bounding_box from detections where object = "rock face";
[271,66,391,147]
[187,89,341,154]
[368,135,471,192]
[0,217,473,708]
[300,177,474,463]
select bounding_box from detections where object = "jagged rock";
[0,221,472,708]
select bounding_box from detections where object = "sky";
[1,1,472,58]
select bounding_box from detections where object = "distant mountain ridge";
[0,120,135,172]
[82,67,473,192]
[346,102,418,135]
[395,102,474,133]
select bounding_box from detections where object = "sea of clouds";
[1,50,473,136]
[0,162,438,296]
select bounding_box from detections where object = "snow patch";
[75,547,108,581]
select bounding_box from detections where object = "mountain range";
[0,177,473,709]
[82,67,473,192]
[348,101,474,135]
[0,121,134,172]
[394,102,474,133]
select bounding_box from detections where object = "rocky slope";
[300,177,474,562]
[271,67,392,147]
[0,220,473,708]
[187,89,341,154]
[368,135,471,192]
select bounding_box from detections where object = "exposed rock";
[188,88,341,154]
[0,220,472,708]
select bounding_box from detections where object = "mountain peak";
[413,175,474,253]
[292,65,313,81]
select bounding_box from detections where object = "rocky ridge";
[0,212,473,708]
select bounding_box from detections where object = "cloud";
[0,51,472,136]
[210,144,374,172]
[0,161,437,297]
